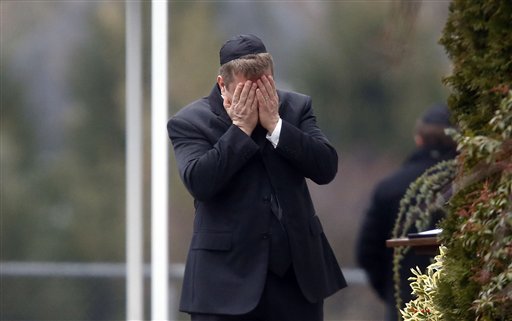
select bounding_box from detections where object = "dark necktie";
[268,194,291,276]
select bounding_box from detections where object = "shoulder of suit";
[172,97,212,121]
[278,90,312,116]
[373,159,435,202]
[278,89,311,103]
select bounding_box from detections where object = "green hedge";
[435,1,512,320]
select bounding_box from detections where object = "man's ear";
[414,134,424,147]
[217,75,226,94]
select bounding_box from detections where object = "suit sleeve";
[168,116,259,201]
[276,96,338,185]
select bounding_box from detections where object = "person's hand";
[224,80,259,135]
[256,75,280,133]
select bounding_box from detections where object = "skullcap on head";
[219,34,267,65]
[421,104,452,127]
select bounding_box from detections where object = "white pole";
[151,0,169,320]
[126,1,144,320]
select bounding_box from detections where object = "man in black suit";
[356,104,457,321]
[167,34,346,321]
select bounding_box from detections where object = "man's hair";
[219,53,274,86]
[414,120,456,149]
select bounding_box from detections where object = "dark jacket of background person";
[356,104,457,321]
[168,83,347,315]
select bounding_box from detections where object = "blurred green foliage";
[440,0,512,136]
[436,1,512,320]
[2,1,127,319]
[289,2,450,151]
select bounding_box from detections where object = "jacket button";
[261,233,271,239]
[262,195,271,202]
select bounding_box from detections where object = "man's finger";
[257,79,270,101]
[232,83,244,105]
[238,80,253,105]
[267,75,277,92]
[261,75,274,97]
[223,94,232,109]
[261,75,276,99]
[252,88,260,109]
[255,88,265,108]
[246,83,257,110]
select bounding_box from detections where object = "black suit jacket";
[167,85,346,315]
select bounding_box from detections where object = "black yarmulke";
[219,34,267,65]
[421,104,452,126]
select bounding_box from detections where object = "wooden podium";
[386,229,441,255]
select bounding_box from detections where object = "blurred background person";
[355,104,457,321]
